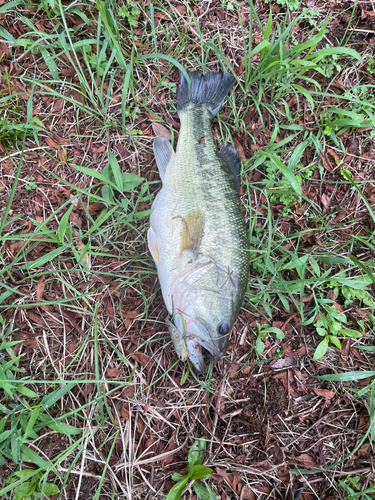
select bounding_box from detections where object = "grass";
[0,0,375,498]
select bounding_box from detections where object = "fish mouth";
[184,318,227,372]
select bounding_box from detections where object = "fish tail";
[176,68,235,118]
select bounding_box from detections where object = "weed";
[338,475,375,499]
[220,0,235,11]
[5,471,60,500]
[118,0,141,29]
[265,0,301,11]
[300,7,319,27]
[24,176,37,191]
[165,438,215,500]
[255,323,285,355]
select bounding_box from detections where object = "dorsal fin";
[218,143,241,193]
[153,137,175,182]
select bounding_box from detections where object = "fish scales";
[148,68,248,371]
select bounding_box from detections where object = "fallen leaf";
[271,444,284,465]
[346,137,359,156]
[130,352,152,368]
[233,138,246,161]
[121,385,136,398]
[105,299,115,319]
[122,310,141,319]
[216,467,231,484]
[320,151,333,172]
[361,150,375,159]
[232,471,240,491]
[271,357,295,369]
[36,275,45,301]
[239,484,255,500]
[293,453,316,468]
[152,122,171,140]
[277,467,290,483]
[45,136,59,149]
[121,403,130,420]
[106,368,123,377]
[313,388,335,401]
[321,193,331,212]
[340,338,351,365]
[59,148,66,164]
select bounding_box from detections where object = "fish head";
[169,274,239,372]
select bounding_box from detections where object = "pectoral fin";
[176,210,205,258]
[147,227,159,264]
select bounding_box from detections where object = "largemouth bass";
[148,68,248,372]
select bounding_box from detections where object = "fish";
[148,67,248,372]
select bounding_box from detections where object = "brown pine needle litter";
[0,0,375,499]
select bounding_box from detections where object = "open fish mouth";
[168,315,228,372]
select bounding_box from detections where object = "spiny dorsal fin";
[153,137,175,182]
[219,143,241,193]
[174,210,205,259]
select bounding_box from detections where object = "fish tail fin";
[176,68,235,118]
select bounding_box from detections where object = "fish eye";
[217,322,230,335]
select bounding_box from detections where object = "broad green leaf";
[291,84,315,111]
[23,407,40,442]
[0,1,22,13]
[38,46,59,81]
[12,470,37,481]
[21,445,49,467]
[188,465,213,480]
[109,151,124,192]
[318,371,375,382]
[259,326,284,340]
[14,483,33,500]
[266,153,302,196]
[37,417,81,435]
[313,336,329,360]
[287,140,309,171]
[40,381,78,410]
[0,289,14,304]
[188,438,206,469]
[122,172,144,191]
[70,164,118,190]
[328,335,341,350]
[0,427,14,443]
[20,247,65,270]
[282,255,308,271]
[193,482,218,500]
[340,329,363,338]
[255,337,265,355]
[43,483,60,495]
[171,473,187,482]
[58,204,74,243]
[307,47,363,63]
[164,477,189,500]
[308,256,320,277]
